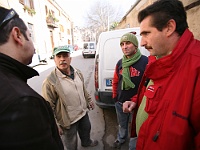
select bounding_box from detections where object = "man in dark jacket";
[0,7,63,150]
[112,32,148,149]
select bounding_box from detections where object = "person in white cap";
[42,46,98,150]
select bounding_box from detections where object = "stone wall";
[117,0,200,40]
[186,1,200,39]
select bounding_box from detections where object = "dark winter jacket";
[0,53,63,150]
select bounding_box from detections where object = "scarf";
[121,49,141,90]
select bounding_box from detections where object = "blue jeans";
[61,113,92,150]
[115,102,130,143]
[129,137,137,150]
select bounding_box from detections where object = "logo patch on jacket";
[119,67,140,77]
[145,84,159,99]
[130,67,140,77]
[147,86,154,92]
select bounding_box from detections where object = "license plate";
[106,79,112,86]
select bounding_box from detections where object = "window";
[19,0,34,9]
[60,24,64,32]
[28,23,35,42]
[89,43,95,49]
[67,29,70,35]
[83,43,88,49]
[51,10,55,17]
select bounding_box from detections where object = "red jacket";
[131,29,200,150]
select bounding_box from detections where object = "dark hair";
[138,0,188,36]
[0,15,28,45]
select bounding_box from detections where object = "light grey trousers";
[61,113,92,150]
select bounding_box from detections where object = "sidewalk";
[32,50,82,73]
[33,59,55,73]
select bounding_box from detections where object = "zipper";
[153,131,160,142]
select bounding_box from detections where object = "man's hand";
[123,101,136,113]
[57,125,63,135]
[88,101,95,110]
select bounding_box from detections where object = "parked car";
[74,44,79,51]
[94,27,149,108]
[82,42,96,58]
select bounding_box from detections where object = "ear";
[11,27,23,46]
[166,19,176,37]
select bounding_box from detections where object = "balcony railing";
[46,14,59,28]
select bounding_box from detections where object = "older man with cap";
[112,32,148,149]
[42,46,98,150]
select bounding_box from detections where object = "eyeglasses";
[0,8,19,29]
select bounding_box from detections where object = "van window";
[83,42,95,49]
[83,43,88,49]
[103,38,123,70]
[89,43,95,49]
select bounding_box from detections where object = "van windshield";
[83,43,95,49]
[83,43,88,49]
[89,43,95,49]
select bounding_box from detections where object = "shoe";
[82,139,98,147]
[113,140,122,149]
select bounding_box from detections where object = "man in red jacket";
[123,0,200,150]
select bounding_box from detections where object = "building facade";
[117,0,200,40]
[0,0,73,65]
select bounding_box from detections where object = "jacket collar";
[145,29,193,80]
[0,53,39,82]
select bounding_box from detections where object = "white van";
[82,41,96,58]
[94,27,149,108]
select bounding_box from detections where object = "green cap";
[53,46,70,56]
[120,32,138,47]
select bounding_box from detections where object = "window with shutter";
[23,0,34,9]
[30,0,34,9]
[45,6,48,15]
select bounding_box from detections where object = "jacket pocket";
[67,106,84,122]
[144,84,161,114]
